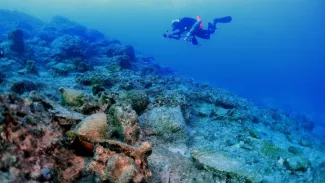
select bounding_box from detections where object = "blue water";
[2,0,325,125]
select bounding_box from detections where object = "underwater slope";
[0,9,325,183]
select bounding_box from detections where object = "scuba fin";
[214,16,232,23]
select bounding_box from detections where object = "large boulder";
[0,72,5,84]
[75,69,114,87]
[191,150,263,183]
[50,35,87,58]
[118,90,149,115]
[7,29,25,54]
[138,106,189,143]
[105,44,136,61]
[11,79,40,94]
[106,55,133,71]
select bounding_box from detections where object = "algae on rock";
[59,87,85,107]
[109,104,140,145]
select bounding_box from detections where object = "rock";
[51,104,85,126]
[87,142,152,182]
[86,29,105,42]
[299,138,313,148]
[0,154,17,171]
[75,61,94,73]
[225,138,237,146]
[0,59,23,72]
[105,154,139,183]
[92,84,105,95]
[312,162,325,183]
[193,103,215,117]
[17,60,39,75]
[105,44,136,61]
[288,146,303,155]
[52,63,70,76]
[98,92,115,113]
[86,145,111,181]
[72,113,109,143]
[138,106,189,143]
[0,105,4,125]
[191,150,262,183]
[119,90,149,115]
[50,35,87,58]
[153,91,187,107]
[106,55,132,71]
[7,29,25,54]
[286,134,299,144]
[46,61,56,69]
[75,69,114,87]
[32,95,85,126]
[37,28,57,43]
[40,168,55,181]
[119,81,134,90]
[213,107,229,120]
[11,79,39,94]
[30,102,46,114]
[30,171,42,180]
[109,104,140,145]
[260,141,286,159]
[283,155,311,172]
[60,155,85,182]
[0,72,5,84]
[248,129,261,139]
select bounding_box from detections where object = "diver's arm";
[163,30,182,40]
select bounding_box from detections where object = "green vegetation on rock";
[261,141,286,159]
[119,90,149,115]
[248,129,261,139]
[59,88,85,107]
[107,64,121,73]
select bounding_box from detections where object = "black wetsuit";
[164,16,232,45]
[166,17,217,45]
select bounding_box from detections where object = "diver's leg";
[192,37,199,45]
[213,16,232,26]
[208,23,216,34]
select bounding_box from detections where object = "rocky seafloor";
[0,9,325,183]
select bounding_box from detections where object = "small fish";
[0,48,4,58]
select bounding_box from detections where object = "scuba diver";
[163,16,232,45]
